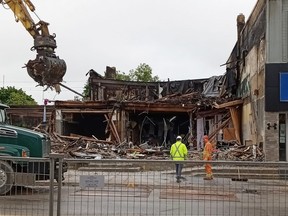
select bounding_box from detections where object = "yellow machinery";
[1,0,66,92]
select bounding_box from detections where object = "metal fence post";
[49,154,56,216]
[56,154,65,216]
[49,153,65,216]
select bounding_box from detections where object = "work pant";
[175,163,183,179]
[204,156,213,178]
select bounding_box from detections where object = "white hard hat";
[176,136,182,140]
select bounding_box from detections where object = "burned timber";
[6,67,261,161]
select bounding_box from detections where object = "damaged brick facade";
[226,0,288,161]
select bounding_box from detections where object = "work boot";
[176,176,181,183]
[203,176,213,180]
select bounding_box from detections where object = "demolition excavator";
[1,0,66,92]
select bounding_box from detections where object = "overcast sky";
[0,0,257,104]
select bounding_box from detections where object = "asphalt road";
[0,171,287,216]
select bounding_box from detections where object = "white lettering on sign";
[79,175,105,189]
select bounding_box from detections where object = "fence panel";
[1,156,287,216]
[0,156,51,216]
[59,159,288,216]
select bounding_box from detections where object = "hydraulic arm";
[1,0,66,91]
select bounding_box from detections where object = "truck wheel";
[0,161,14,195]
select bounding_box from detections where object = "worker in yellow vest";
[170,135,188,183]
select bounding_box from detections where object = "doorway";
[279,113,287,161]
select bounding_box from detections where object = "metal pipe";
[49,155,55,216]
[57,156,64,216]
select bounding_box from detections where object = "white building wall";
[266,0,288,63]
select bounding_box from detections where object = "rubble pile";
[49,133,171,159]
[48,133,264,161]
[215,141,264,161]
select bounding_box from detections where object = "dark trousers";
[175,164,183,179]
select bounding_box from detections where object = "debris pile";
[214,141,264,161]
[154,91,230,107]
[215,144,264,161]
[48,133,264,161]
[49,133,171,159]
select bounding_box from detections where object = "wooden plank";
[229,107,241,144]
[213,99,243,109]
[104,114,121,143]
[223,128,236,141]
[208,117,231,140]
[61,109,111,113]
[110,117,121,143]
[59,134,112,144]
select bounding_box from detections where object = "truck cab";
[0,103,63,195]
[0,103,50,158]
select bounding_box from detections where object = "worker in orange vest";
[203,135,214,180]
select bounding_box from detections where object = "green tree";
[116,63,159,82]
[129,63,159,82]
[0,86,37,105]
[82,80,90,99]
[115,71,131,81]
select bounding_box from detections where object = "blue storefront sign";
[280,72,288,102]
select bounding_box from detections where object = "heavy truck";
[0,103,66,195]
[0,0,67,194]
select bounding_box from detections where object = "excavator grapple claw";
[26,55,66,90]
[25,34,66,92]
[3,0,66,92]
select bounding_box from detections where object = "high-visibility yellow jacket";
[170,141,188,161]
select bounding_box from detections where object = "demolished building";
[9,0,286,162]
[7,65,248,160]
[48,68,240,151]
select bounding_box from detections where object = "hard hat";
[176,136,182,140]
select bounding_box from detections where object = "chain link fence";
[0,155,287,216]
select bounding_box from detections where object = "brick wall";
[264,112,279,161]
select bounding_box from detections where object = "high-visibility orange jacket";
[203,141,213,160]
[170,141,188,161]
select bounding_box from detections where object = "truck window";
[0,109,6,123]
